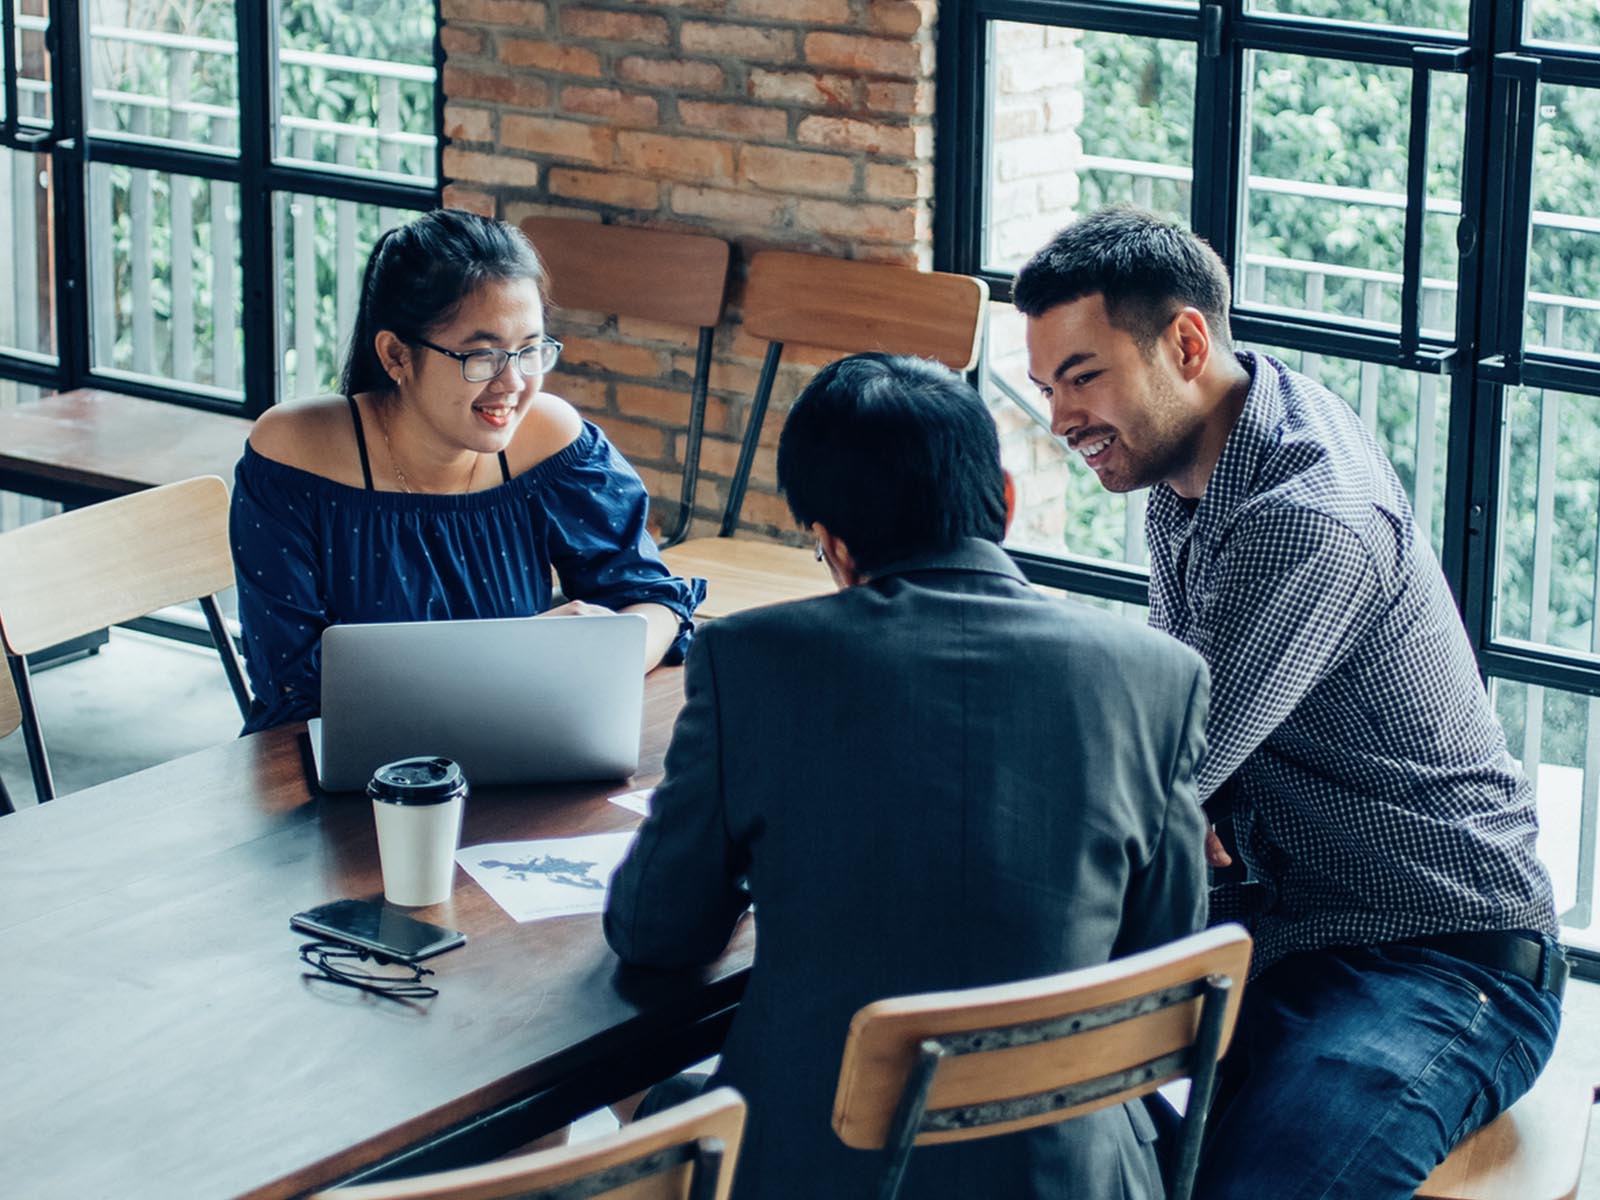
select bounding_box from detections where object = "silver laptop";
[309,613,648,792]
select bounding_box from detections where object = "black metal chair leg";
[877,1040,946,1200]
[719,341,785,538]
[1170,975,1235,1200]
[199,594,252,719]
[9,653,55,803]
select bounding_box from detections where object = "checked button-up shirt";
[1147,352,1557,973]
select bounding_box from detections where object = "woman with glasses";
[230,209,703,733]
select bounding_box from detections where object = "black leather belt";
[1396,930,1568,1000]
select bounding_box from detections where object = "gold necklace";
[376,407,478,494]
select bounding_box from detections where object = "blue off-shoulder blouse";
[231,420,705,733]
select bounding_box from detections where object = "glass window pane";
[1526,84,1600,362]
[1241,344,1451,557]
[14,0,51,125]
[1490,677,1600,952]
[87,0,239,151]
[983,303,1149,569]
[0,148,55,360]
[88,164,243,397]
[984,22,1195,274]
[275,196,416,401]
[1493,386,1600,660]
[278,0,437,183]
[1244,0,1467,34]
[1526,2,1600,50]
[1238,53,1465,335]
[0,382,57,534]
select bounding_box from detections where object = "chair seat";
[663,537,833,619]
[1415,1068,1594,1200]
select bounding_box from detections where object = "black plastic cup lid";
[367,757,467,805]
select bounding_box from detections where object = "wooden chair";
[0,474,251,806]
[520,217,732,547]
[832,925,1252,1200]
[1416,1067,1596,1200]
[0,662,19,814]
[660,250,988,618]
[311,1086,747,1200]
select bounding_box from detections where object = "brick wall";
[438,0,937,540]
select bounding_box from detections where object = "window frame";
[937,0,1600,967]
[0,0,444,418]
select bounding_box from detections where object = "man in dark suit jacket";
[604,353,1211,1200]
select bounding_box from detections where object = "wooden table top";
[0,388,248,503]
[0,668,753,1200]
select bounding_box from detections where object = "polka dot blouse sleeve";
[230,446,331,733]
[541,424,705,662]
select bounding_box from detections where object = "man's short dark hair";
[1012,206,1234,351]
[776,353,1007,575]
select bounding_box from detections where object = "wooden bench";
[1416,1067,1596,1200]
[0,388,247,507]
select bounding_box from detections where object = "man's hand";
[539,600,613,618]
[1206,824,1233,868]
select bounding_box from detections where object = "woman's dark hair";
[339,208,547,396]
[776,353,1007,575]
[1012,206,1233,352]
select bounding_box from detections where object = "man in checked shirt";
[1015,207,1564,1199]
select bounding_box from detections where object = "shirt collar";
[866,537,1031,587]
[1149,349,1284,540]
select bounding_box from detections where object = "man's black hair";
[776,353,1007,575]
[1012,206,1233,351]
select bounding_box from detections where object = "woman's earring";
[814,542,825,562]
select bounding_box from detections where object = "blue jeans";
[1194,939,1562,1200]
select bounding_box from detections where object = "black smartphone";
[290,899,466,962]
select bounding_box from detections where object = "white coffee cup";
[368,757,468,907]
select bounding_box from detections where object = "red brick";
[804,31,925,78]
[547,168,661,209]
[443,185,496,217]
[692,435,778,484]
[440,25,486,57]
[444,104,494,143]
[795,198,918,242]
[617,131,734,184]
[746,68,854,109]
[559,335,666,377]
[617,316,701,346]
[865,78,932,115]
[678,100,788,141]
[498,39,603,76]
[444,147,542,187]
[617,56,726,93]
[561,7,670,44]
[733,0,853,22]
[560,85,659,127]
[864,161,931,200]
[625,0,723,8]
[441,0,547,26]
[544,370,611,413]
[444,65,551,109]
[797,114,915,157]
[616,383,693,424]
[595,416,668,462]
[866,0,931,36]
[506,200,601,227]
[737,144,853,195]
[670,185,787,227]
[680,21,797,62]
[500,114,616,165]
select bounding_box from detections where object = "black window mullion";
[236,0,275,419]
[1191,3,1238,260]
[52,0,88,395]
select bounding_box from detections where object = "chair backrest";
[520,217,732,546]
[833,925,1252,1200]
[712,252,988,535]
[743,250,988,371]
[311,1087,747,1200]
[0,656,18,741]
[0,475,236,656]
[520,217,732,329]
[0,474,250,804]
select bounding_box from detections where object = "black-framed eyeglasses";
[299,940,439,1001]
[410,336,563,383]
